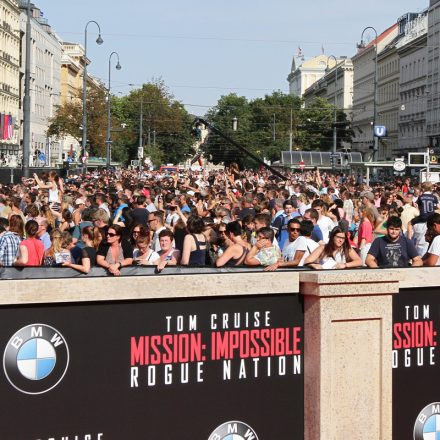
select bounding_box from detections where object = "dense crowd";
[0,164,439,275]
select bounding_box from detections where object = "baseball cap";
[75,198,86,205]
[360,191,374,201]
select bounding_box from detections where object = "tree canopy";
[201,92,353,167]
[48,80,196,167]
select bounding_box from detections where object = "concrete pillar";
[300,270,401,440]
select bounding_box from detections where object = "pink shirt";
[357,220,373,247]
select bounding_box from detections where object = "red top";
[21,238,44,266]
[357,220,373,247]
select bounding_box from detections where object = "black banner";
[0,293,304,440]
[393,288,440,440]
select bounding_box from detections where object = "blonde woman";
[43,229,71,266]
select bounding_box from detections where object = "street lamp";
[357,26,378,162]
[326,55,339,169]
[82,20,103,174]
[106,51,122,169]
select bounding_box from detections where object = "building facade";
[303,57,354,119]
[58,42,86,164]
[376,38,400,161]
[397,12,428,154]
[0,0,20,165]
[351,24,398,159]
[287,55,337,98]
[19,1,61,167]
[426,0,440,149]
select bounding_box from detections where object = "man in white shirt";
[266,220,318,270]
[311,199,335,243]
[423,214,440,266]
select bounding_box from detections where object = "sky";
[35,0,428,115]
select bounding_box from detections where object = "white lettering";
[164,364,172,385]
[31,326,43,337]
[239,359,247,379]
[10,336,23,349]
[188,315,197,331]
[180,363,189,383]
[165,316,172,332]
[50,333,64,348]
[278,356,286,375]
[227,423,238,434]
[130,367,138,388]
[223,360,231,380]
[147,365,156,386]
[197,362,204,383]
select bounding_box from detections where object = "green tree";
[112,80,195,167]
[202,93,353,168]
[47,85,107,157]
[202,94,253,167]
[298,97,352,151]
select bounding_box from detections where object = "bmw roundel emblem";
[208,421,259,440]
[3,324,69,395]
[414,402,440,440]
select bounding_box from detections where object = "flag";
[297,47,303,58]
[69,144,73,158]
[3,115,9,140]
[7,115,13,139]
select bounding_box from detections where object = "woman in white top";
[133,235,160,265]
[304,226,362,270]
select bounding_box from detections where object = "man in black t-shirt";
[366,216,422,268]
[131,195,149,227]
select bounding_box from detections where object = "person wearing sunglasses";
[97,224,133,276]
[304,226,362,270]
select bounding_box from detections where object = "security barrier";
[0,267,438,440]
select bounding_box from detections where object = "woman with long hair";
[59,208,75,233]
[43,228,71,266]
[63,226,101,274]
[181,215,207,266]
[40,204,56,232]
[358,207,375,264]
[304,226,362,270]
[14,220,44,266]
[215,221,250,267]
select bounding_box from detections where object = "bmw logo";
[208,421,259,440]
[3,324,69,395]
[414,402,440,440]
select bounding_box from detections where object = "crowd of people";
[0,164,439,275]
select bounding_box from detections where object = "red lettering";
[130,336,144,366]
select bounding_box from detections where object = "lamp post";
[326,55,339,170]
[106,51,121,169]
[358,26,378,162]
[82,20,103,175]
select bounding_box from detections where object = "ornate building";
[287,54,336,98]
[0,0,20,164]
[19,1,61,167]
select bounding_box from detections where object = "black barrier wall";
[393,288,440,440]
[0,293,304,440]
